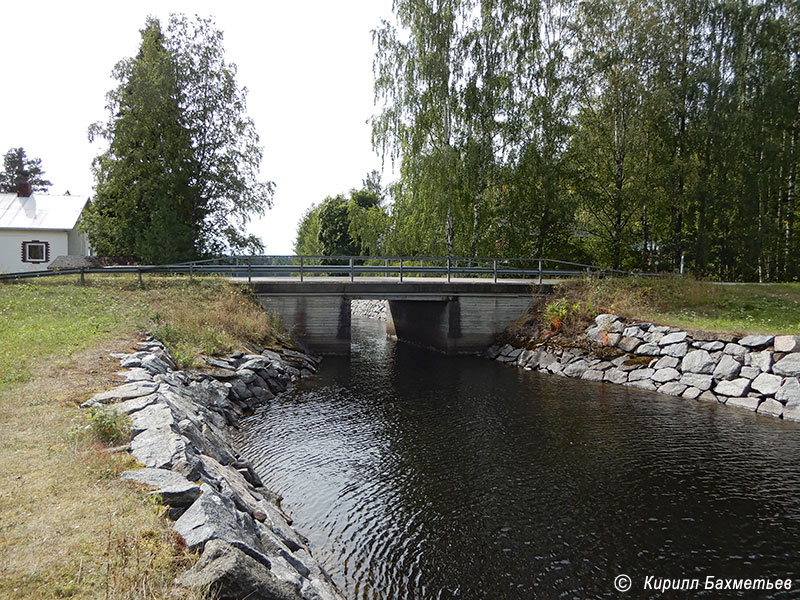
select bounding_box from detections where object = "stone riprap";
[86,339,343,600]
[488,315,800,423]
[351,299,387,321]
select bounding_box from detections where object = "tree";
[82,15,272,263]
[294,182,389,257]
[294,204,323,255]
[0,147,52,193]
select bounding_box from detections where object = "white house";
[0,184,91,273]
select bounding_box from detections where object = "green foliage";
[294,181,389,256]
[542,297,588,332]
[0,147,51,193]
[294,204,323,255]
[554,277,800,334]
[373,0,800,281]
[83,15,273,264]
[0,281,142,387]
[318,195,359,256]
[88,406,131,445]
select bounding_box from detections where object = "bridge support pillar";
[386,296,533,354]
[256,295,351,354]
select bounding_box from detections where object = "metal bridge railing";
[0,255,665,284]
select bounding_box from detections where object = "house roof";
[0,193,89,230]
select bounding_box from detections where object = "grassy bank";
[0,275,284,599]
[528,277,800,340]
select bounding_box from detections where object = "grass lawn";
[546,277,800,335]
[0,275,281,599]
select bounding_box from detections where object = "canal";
[237,316,800,599]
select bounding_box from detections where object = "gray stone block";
[775,378,800,405]
[637,343,661,356]
[176,539,305,600]
[653,368,680,383]
[774,335,800,353]
[581,370,605,382]
[130,426,188,469]
[698,391,720,403]
[604,368,628,384]
[563,359,591,378]
[682,387,702,400]
[173,488,272,567]
[773,354,800,377]
[595,314,620,329]
[757,398,784,418]
[739,366,761,380]
[87,381,158,405]
[658,382,687,396]
[738,335,774,348]
[713,355,742,380]
[658,331,687,346]
[113,393,160,415]
[661,342,689,358]
[681,349,716,374]
[714,378,752,397]
[129,402,175,433]
[623,326,646,339]
[654,356,679,369]
[726,397,760,411]
[751,372,782,396]
[745,350,773,373]
[680,373,713,391]
[628,368,655,382]
[617,336,642,352]
[695,341,724,352]
[122,468,202,507]
[723,343,748,357]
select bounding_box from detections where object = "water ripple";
[237,318,800,599]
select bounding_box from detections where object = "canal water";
[237,316,800,599]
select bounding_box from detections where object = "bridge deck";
[245,277,555,299]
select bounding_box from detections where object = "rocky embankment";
[488,314,800,422]
[351,299,387,321]
[83,339,342,600]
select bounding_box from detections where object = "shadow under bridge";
[251,279,551,355]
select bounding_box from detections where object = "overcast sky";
[0,0,394,254]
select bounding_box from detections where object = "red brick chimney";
[17,182,32,197]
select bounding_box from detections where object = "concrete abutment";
[252,281,549,355]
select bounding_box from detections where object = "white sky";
[0,0,395,254]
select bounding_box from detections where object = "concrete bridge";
[252,278,552,354]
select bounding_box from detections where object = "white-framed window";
[21,240,50,264]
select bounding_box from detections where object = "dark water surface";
[237,317,800,599]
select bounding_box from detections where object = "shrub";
[88,406,131,445]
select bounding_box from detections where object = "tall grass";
[544,277,800,335]
[0,275,287,599]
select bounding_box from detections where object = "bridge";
[0,255,634,354]
[225,255,595,354]
[250,278,548,354]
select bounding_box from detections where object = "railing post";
[420,259,424,278]
[189,264,194,281]
[399,258,404,282]
[493,259,497,283]
[538,260,543,285]
[300,256,304,282]
[138,269,142,286]
[447,257,451,283]
[350,257,354,283]
[248,262,252,283]
[80,267,85,285]
[385,258,389,278]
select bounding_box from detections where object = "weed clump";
[88,406,131,446]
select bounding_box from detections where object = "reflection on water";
[237,317,800,599]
